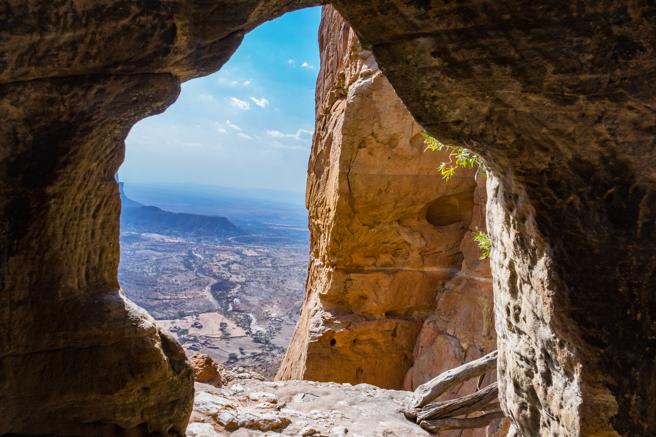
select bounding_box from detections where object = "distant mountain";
[119,183,240,239]
[121,182,310,245]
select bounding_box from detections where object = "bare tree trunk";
[416,382,499,422]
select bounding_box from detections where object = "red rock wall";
[407,175,508,436]
[278,13,499,426]
[405,175,496,391]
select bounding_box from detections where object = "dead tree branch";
[412,349,498,409]
[405,350,504,433]
[419,410,505,432]
[416,382,498,422]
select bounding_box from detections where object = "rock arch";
[1,1,655,435]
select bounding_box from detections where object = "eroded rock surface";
[277,7,497,397]
[404,175,507,437]
[405,175,495,390]
[0,74,194,435]
[333,1,656,435]
[1,1,320,435]
[189,379,428,436]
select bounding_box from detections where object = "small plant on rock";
[422,132,491,259]
[473,231,491,260]
[421,132,482,181]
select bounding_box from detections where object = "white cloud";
[217,76,253,88]
[229,97,250,110]
[213,121,231,134]
[288,59,314,70]
[237,132,253,140]
[225,120,242,131]
[266,128,313,141]
[250,97,270,108]
[267,130,288,138]
[217,77,242,87]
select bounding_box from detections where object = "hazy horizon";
[121,180,308,207]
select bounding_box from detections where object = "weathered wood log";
[483,401,501,411]
[416,382,499,422]
[419,410,505,432]
[411,349,498,408]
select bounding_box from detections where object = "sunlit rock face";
[405,176,493,389]
[276,10,498,417]
[333,1,656,435]
[190,379,429,436]
[405,175,509,437]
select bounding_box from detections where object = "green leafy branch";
[422,132,491,259]
[473,231,491,260]
[421,132,482,181]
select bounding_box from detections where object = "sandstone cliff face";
[0,74,194,435]
[404,175,494,391]
[277,9,499,413]
[407,175,507,437]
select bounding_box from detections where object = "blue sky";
[119,7,321,195]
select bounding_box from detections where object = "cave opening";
[114,5,501,430]
[116,7,320,379]
[106,3,503,433]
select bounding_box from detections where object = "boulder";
[191,354,223,387]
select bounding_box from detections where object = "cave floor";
[188,379,428,436]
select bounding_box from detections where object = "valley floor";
[119,232,307,377]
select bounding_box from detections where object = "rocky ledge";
[188,379,428,436]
